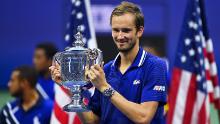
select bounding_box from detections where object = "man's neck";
[40,69,50,79]
[119,45,139,74]
[21,89,39,111]
[43,70,50,79]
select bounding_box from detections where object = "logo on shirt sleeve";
[153,85,166,92]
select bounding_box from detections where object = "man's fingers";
[55,74,61,78]
[55,62,61,70]
[91,66,99,75]
[101,61,104,68]
[88,71,95,81]
[93,64,102,72]
[54,68,60,73]
[49,66,54,70]
[85,66,89,72]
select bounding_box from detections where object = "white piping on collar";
[36,83,49,100]
[112,53,120,67]
[138,50,147,67]
[6,103,19,124]
[112,50,147,67]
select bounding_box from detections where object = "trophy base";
[63,103,89,112]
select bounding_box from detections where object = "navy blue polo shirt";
[88,47,167,124]
[36,76,55,100]
[0,95,53,124]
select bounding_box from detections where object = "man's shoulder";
[3,99,20,110]
[143,52,166,68]
[39,98,53,109]
[0,99,20,124]
[0,99,20,117]
[104,60,114,68]
[103,60,114,72]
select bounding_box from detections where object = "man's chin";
[117,46,134,53]
[10,92,22,98]
[118,48,131,53]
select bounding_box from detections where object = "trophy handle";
[52,52,63,86]
[53,52,62,66]
[96,49,103,65]
[85,48,103,82]
[87,48,103,66]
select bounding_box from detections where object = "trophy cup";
[53,26,103,112]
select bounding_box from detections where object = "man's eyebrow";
[112,27,133,30]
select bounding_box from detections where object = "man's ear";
[137,26,144,38]
[20,79,28,88]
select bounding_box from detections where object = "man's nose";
[117,31,125,39]
[8,81,11,88]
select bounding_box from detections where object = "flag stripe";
[167,68,182,124]
[198,98,209,124]
[53,101,69,124]
[172,70,192,124]
[55,85,71,107]
[50,85,75,124]
[205,95,210,124]
[190,91,205,124]
[190,102,198,124]
[50,112,60,124]
[182,74,196,124]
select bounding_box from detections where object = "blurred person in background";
[0,65,53,124]
[33,43,58,100]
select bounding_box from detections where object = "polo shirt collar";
[111,47,147,68]
[18,94,44,112]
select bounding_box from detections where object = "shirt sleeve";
[88,88,101,117]
[141,58,167,105]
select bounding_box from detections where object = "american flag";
[50,0,97,124]
[167,0,220,124]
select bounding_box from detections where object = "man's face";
[111,13,143,53]
[33,48,51,72]
[8,71,23,97]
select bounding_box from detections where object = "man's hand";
[49,62,62,85]
[85,64,109,92]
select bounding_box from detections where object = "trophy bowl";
[53,26,103,112]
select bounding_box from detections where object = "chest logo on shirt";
[133,80,141,85]
[153,85,166,92]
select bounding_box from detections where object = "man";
[0,66,53,124]
[50,2,167,124]
[33,43,58,100]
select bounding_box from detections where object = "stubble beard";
[11,89,23,98]
[116,39,136,53]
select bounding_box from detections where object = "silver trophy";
[53,26,103,112]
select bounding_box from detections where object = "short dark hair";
[14,65,38,88]
[110,1,144,30]
[36,42,58,60]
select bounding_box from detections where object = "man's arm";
[78,89,157,124]
[77,111,99,124]
[87,65,159,124]
[100,86,158,124]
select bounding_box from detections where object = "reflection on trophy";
[53,26,103,112]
